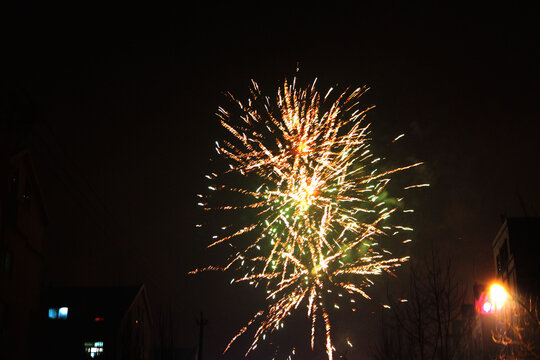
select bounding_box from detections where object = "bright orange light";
[297,141,309,154]
[489,283,509,311]
[477,283,510,314]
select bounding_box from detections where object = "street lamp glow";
[489,283,509,311]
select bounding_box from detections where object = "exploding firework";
[192,78,425,360]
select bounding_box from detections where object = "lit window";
[48,308,58,319]
[84,341,104,358]
[58,307,69,319]
[48,307,69,320]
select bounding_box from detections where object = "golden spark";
[192,77,423,359]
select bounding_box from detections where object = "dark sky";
[2,3,539,359]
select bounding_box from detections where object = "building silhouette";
[492,217,540,297]
[462,217,540,359]
[41,284,153,360]
[0,84,49,360]
[0,149,48,359]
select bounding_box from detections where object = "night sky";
[3,3,539,359]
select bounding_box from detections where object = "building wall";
[0,152,47,360]
[492,217,540,297]
[492,221,517,292]
[118,290,152,360]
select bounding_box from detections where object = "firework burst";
[192,78,424,359]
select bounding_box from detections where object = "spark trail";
[192,78,423,360]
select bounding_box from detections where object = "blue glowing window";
[58,307,69,319]
[48,307,69,320]
[48,308,58,319]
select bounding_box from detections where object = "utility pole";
[196,312,207,360]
